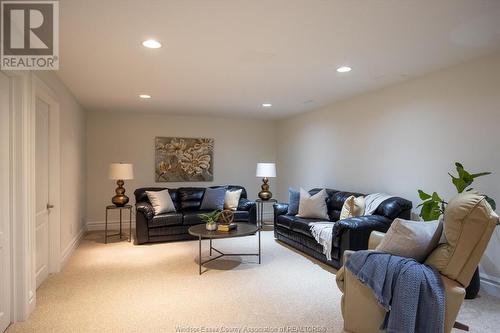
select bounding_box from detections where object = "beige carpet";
[7,230,500,333]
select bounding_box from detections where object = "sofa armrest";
[368,231,386,250]
[273,203,289,216]
[136,202,154,220]
[333,215,392,264]
[335,215,392,234]
[237,198,255,211]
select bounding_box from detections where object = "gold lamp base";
[258,177,273,201]
[112,179,129,206]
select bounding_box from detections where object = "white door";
[35,98,50,289]
[0,72,12,332]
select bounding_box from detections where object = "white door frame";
[6,71,61,322]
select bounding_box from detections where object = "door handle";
[47,203,54,209]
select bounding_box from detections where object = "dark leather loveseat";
[273,188,412,269]
[135,185,255,244]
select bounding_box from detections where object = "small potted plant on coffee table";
[198,210,221,231]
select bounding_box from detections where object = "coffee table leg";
[209,238,212,256]
[199,235,202,275]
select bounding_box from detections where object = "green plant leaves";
[418,190,431,200]
[449,162,492,193]
[431,192,442,202]
[471,172,492,178]
[417,162,496,221]
[419,200,442,221]
[198,209,222,223]
[417,190,444,221]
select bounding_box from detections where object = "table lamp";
[256,162,276,200]
[109,163,134,206]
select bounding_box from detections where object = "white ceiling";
[57,0,500,119]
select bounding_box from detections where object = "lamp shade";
[108,163,134,180]
[256,163,276,178]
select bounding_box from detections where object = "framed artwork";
[155,137,214,182]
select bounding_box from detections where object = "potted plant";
[418,162,495,221]
[417,162,496,299]
[198,210,221,231]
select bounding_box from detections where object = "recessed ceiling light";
[262,103,272,107]
[142,39,162,49]
[139,94,151,99]
[336,66,352,73]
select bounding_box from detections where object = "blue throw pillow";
[287,188,300,215]
[200,187,226,210]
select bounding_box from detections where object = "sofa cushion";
[224,189,242,210]
[376,218,442,262]
[200,187,226,210]
[297,188,329,219]
[225,185,247,199]
[178,187,205,211]
[287,188,300,215]
[148,213,183,228]
[330,191,364,221]
[183,211,210,225]
[340,195,365,220]
[233,210,249,222]
[146,189,176,215]
[277,215,323,237]
[291,219,316,237]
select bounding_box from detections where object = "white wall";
[34,71,87,262]
[86,112,276,228]
[276,52,500,293]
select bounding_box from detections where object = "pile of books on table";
[217,223,237,232]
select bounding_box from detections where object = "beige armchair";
[336,192,498,333]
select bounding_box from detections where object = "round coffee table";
[188,222,261,275]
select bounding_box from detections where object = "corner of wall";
[60,227,85,268]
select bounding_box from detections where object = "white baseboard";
[60,227,85,268]
[86,220,136,231]
[480,276,500,297]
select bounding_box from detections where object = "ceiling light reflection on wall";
[139,94,152,99]
[262,103,272,107]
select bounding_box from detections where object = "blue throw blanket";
[345,251,445,333]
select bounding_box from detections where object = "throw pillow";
[376,218,443,262]
[224,189,242,210]
[339,195,365,220]
[146,189,176,215]
[200,187,227,210]
[297,188,329,220]
[287,188,300,215]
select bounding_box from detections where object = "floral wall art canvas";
[155,137,214,182]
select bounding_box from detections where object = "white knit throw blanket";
[364,193,394,215]
[308,193,394,261]
[309,222,335,260]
